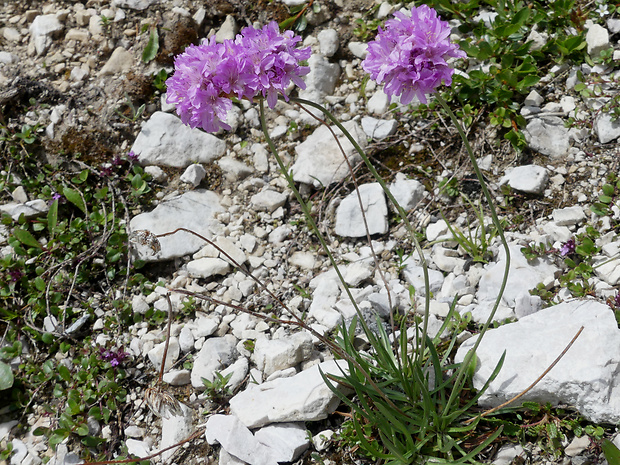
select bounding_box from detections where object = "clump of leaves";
[591,173,620,216]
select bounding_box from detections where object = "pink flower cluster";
[362,6,465,104]
[166,22,311,133]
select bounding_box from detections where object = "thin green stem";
[290,96,432,361]
[434,93,511,416]
[258,98,405,414]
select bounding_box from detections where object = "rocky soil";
[2,1,620,465]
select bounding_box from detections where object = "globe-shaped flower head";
[362,6,465,104]
[166,23,310,133]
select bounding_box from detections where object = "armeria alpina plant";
[164,8,511,463]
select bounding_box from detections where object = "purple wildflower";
[99,165,114,177]
[98,346,128,367]
[111,155,123,166]
[559,238,576,257]
[237,21,311,108]
[126,151,139,163]
[49,192,63,205]
[8,269,24,282]
[165,23,310,133]
[362,6,466,104]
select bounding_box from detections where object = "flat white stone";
[254,423,310,462]
[129,190,223,262]
[292,121,366,188]
[499,165,548,194]
[523,117,571,158]
[552,206,585,226]
[131,112,226,168]
[191,335,237,388]
[229,360,348,428]
[456,300,620,424]
[250,190,287,212]
[389,173,424,211]
[361,116,398,140]
[335,183,388,237]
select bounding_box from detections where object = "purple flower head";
[615,293,620,308]
[49,192,63,205]
[362,6,466,104]
[237,21,311,108]
[560,238,576,257]
[166,23,310,132]
[98,346,129,367]
[8,269,24,282]
[126,151,139,163]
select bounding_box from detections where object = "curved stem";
[290,96,432,361]
[434,93,511,415]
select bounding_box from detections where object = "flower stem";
[290,96,433,361]
[434,93,511,414]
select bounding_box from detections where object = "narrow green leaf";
[48,199,58,236]
[13,228,42,249]
[0,361,14,390]
[602,439,620,465]
[63,187,86,214]
[142,28,159,63]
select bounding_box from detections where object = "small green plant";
[115,93,146,122]
[202,371,233,404]
[439,195,504,263]
[327,308,505,463]
[591,173,620,216]
[153,68,168,92]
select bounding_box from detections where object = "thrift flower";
[559,238,576,256]
[166,23,310,133]
[362,6,466,104]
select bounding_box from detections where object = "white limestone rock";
[187,257,231,279]
[401,258,444,297]
[206,415,278,465]
[180,164,206,187]
[586,23,610,56]
[456,300,620,424]
[361,116,398,140]
[317,29,339,57]
[300,54,340,97]
[254,423,310,462]
[292,120,367,188]
[147,337,180,372]
[477,243,558,309]
[523,117,571,158]
[389,173,424,211]
[595,112,620,144]
[99,47,134,75]
[229,360,348,428]
[252,332,314,376]
[334,183,388,237]
[499,165,548,194]
[191,335,238,388]
[131,112,226,168]
[29,15,63,56]
[0,199,49,220]
[160,403,193,461]
[250,189,287,212]
[129,190,223,262]
[552,206,585,226]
